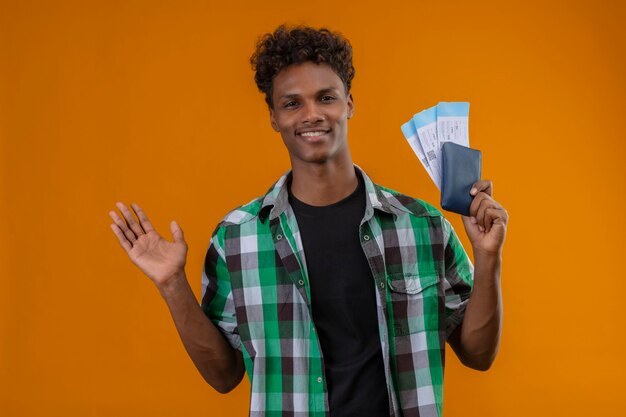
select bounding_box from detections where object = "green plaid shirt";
[201,166,473,417]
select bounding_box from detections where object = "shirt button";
[317,377,323,383]
[380,281,385,289]
[298,279,304,286]
[363,234,370,241]
[276,234,283,240]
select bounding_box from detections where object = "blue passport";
[440,142,482,216]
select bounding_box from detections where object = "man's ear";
[347,93,355,119]
[269,107,280,132]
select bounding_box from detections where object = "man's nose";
[301,101,325,124]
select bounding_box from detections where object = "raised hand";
[109,202,188,288]
[461,180,509,256]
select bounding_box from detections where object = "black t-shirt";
[289,173,390,417]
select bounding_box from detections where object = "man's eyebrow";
[278,87,342,100]
[279,93,301,100]
[317,87,341,95]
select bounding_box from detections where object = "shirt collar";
[258,165,399,223]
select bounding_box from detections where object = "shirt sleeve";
[441,218,474,338]
[200,225,241,351]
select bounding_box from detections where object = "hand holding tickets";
[402,102,508,258]
[401,102,481,215]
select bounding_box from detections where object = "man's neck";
[289,156,358,207]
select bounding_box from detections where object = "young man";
[109,25,508,417]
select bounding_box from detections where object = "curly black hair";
[250,25,355,108]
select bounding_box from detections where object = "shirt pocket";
[387,272,440,336]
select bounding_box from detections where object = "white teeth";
[300,131,327,137]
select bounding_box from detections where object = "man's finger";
[469,192,490,218]
[109,210,137,243]
[116,202,146,238]
[476,199,498,230]
[132,203,155,233]
[110,223,132,252]
[170,220,185,244]
[470,180,493,197]
[484,207,507,233]
[483,207,498,234]
[475,197,502,230]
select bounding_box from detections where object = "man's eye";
[320,95,336,102]
[283,101,298,108]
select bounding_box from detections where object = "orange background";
[1,0,625,416]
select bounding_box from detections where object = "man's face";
[269,62,354,167]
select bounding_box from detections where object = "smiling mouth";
[298,129,331,138]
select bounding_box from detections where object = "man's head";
[250,25,355,109]
[250,25,356,168]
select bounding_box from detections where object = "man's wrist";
[157,270,189,300]
[472,250,502,281]
[472,248,503,263]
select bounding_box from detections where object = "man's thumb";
[170,220,185,243]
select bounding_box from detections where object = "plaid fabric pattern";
[201,166,473,417]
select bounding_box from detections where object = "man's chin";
[291,152,334,166]
[287,142,348,167]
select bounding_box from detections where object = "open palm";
[109,202,188,286]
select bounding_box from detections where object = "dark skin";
[451,180,507,370]
[269,62,356,206]
[109,204,245,393]
[109,61,508,395]
[270,62,508,370]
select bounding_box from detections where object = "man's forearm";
[452,252,502,371]
[158,271,245,393]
